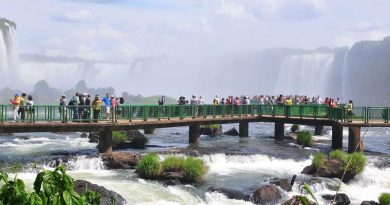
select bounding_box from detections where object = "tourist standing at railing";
[26,95,34,123]
[92,95,102,122]
[78,93,86,120]
[347,100,353,122]
[9,94,20,122]
[110,95,117,121]
[19,93,27,122]
[59,94,67,123]
[213,95,220,105]
[102,93,111,120]
[158,96,165,106]
[69,92,80,121]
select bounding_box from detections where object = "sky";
[2,0,390,62]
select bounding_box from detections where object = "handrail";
[0,104,388,123]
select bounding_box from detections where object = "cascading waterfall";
[341,50,349,102]
[0,18,18,87]
[274,53,335,96]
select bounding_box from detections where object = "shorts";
[105,107,110,114]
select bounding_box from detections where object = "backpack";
[119,97,124,104]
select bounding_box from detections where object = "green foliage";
[131,135,148,149]
[297,131,313,147]
[330,149,348,163]
[290,124,300,133]
[312,152,326,169]
[202,124,221,129]
[112,131,129,146]
[136,153,162,179]
[302,183,318,204]
[379,193,390,205]
[0,164,101,205]
[344,152,366,175]
[162,156,185,172]
[182,157,208,183]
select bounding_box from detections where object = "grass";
[162,156,185,172]
[379,193,390,205]
[290,124,300,133]
[297,131,313,147]
[312,152,326,169]
[329,149,348,163]
[344,152,366,175]
[112,131,129,146]
[136,153,162,179]
[182,157,208,183]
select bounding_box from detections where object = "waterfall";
[341,50,349,102]
[0,19,18,87]
[274,52,335,96]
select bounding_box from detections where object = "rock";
[200,125,223,136]
[224,127,239,136]
[208,187,250,201]
[16,136,30,140]
[74,180,126,205]
[88,132,99,143]
[282,195,318,205]
[159,171,185,185]
[144,127,155,134]
[113,141,133,150]
[322,193,350,205]
[301,165,316,175]
[251,185,281,205]
[101,152,140,169]
[270,178,292,192]
[130,135,148,149]
[361,201,380,205]
[315,159,342,178]
[127,130,145,138]
[80,133,88,138]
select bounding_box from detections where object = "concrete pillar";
[275,122,285,140]
[348,127,361,153]
[189,124,200,144]
[239,121,249,137]
[314,125,324,135]
[332,124,343,149]
[144,127,155,134]
[99,127,112,153]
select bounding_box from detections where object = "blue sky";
[2,0,390,61]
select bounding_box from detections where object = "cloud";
[52,9,98,23]
[63,0,125,4]
[349,20,383,32]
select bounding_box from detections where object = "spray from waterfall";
[0,18,18,87]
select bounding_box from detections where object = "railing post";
[0,105,3,124]
[299,105,303,118]
[143,106,148,121]
[180,105,184,120]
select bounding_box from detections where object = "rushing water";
[0,123,390,204]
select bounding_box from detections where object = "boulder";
[281,195,318,205]
[315,159,342,178]
[301,165,316,175]
[159,171,185,186]
[322,193,350,205]
[208,187,250,201]
[113,141,133,150]
[224,127,239,136]
[101,152,140,169]
[270,178,292,192]
[251,185,281,205]
[74,180,126,205]
[360,201,380,205]
[88,132,99,143]
[80,133,88,138]
[200,125,223,136]
[127,130,145,138]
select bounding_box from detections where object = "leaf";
[34,171,45,193]
[63,175,74,191]
[63,190,81,205]
[29,192,44,205]
[299,195,310,205]
[0,171,8,183]
[303,183,318,204]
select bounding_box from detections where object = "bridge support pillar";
[239,121,249,137]
[275,122,284,140]
[314,125,324,135]
[332,124,343,149]
[189,124,200,144]
[99,127,112,153]
[348,127,361,153]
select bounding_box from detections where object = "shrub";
[312,152,326,169]
[162,156,185,172]
[329,149,348,163]
[182,157,208,183]
[112,131,129,146]
[131,135,148,149]
[136,153,162,179]
[344,152,366,175]
[297,131,313,147]
[290,124,300,133]
[379,193,390,205]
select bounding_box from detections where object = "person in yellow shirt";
[9,94,20,122]
[92,95,103,122]
[285,97,293,117]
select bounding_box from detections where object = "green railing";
[0,104,388,124]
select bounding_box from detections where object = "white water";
[275,52,335,96]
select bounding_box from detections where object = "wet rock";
[88,132,99,143]
[270,178,292,192]
[127,130,145,138]
[251,185,281,205]
[315,159,342,178]
[159,171,185,185]
[200,125,223,136]
[208,187,250,201]
[74,180,126,205]
[224,127,239,136]
[360,201,380,205]
[322,193,350,205]
[80,133,88,138]
[130,135,148,149]
[16,136,30,140]
[113,141,133,150]
[281,195,318,205]
[144,127,155,134]
[101,152,140,169]
[301,165,316,175]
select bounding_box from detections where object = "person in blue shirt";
[102,93,111,120]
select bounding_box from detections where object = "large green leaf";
[28,192,44,205]
[34,172,45,193]
[63,190,81,205]
[63,175,74,191]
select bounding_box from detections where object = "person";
[220,98,225,105]
[213,95,220,105]
[110,95,117,120]
[346,100,353,122]
[18,93,27,122]
[118,97,124,117]
[9,94,20,122]
[102,93,111,120]
[26,95,34,123]
[190,95,198,105]
[59,94,68,123]
[83,94,91,121]
[92,95,103,122]
[190,95,198,116]
[158,96,166,106]
[198,96,204,105]
[69,92,80,121]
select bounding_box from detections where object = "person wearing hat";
[92,95,103,122]
[10,94,21,122]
